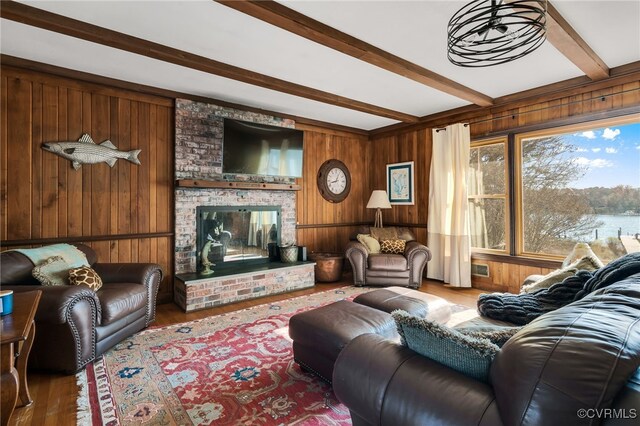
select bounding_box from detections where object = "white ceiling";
[1,0,639,130]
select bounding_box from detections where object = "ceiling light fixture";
[448,0,547,67]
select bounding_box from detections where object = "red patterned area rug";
[76,286,474,425]
[77,286,372,425]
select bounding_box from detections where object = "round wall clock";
[317,159,351,203]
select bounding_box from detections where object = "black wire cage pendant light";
[448,0,547,67]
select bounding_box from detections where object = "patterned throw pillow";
[32,256,71,286]
[357,234,381,254]
[393,310,500,383]
[380,239,406,254]
[69,266,103,291]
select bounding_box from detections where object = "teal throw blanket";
[13,243,89,268]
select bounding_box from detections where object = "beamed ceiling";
[1,0,639,131]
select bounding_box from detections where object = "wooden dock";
[620,236,640,254]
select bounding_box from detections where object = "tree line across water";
[574,186,640,215]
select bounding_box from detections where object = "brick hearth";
[174,264,315,312]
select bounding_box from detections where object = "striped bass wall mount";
[42,133,141,170]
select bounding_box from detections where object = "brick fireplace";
[173,99,314,311]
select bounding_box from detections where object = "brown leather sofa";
[0,244,162,373]
[345,226,431,288]
[333,274,640,426]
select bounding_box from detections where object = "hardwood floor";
[9,275,481,425]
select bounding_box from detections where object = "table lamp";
[367,190,392,228]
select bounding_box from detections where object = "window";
[468,138,509,253]
[469,114,640,264]
[516,116,640,263]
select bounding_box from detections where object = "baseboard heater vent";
[471,263,490,277]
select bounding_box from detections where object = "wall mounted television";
[222,119,304,178]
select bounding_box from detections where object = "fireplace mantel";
[176,179,301,191]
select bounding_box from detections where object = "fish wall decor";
[42,134,141,170]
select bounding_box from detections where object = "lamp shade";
[367,190,392,209]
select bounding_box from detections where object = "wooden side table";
[1,290,41,426]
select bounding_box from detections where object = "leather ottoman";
[353,286,452,324]
[289,300,398,383]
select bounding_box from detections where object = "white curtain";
[427,123,472,287]
[248,211,277,248]
[468,166,489,249]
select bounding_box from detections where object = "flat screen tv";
[222,119,304,177]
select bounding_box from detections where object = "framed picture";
[386,161,415,205]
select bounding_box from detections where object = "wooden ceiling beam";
[216,0,494,107]
[0,1,417,123]
[545,1,610,80]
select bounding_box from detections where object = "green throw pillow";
[457,327,522,347]
[357,234,381,254]
[32,256,72,286]
[392,310,500,383]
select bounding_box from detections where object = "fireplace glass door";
[196,206,281,270]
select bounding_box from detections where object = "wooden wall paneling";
[138,237,150,264]
[471,258,554,293]
[1,67,175,302]
[137,103,150,236]
[610,84,624,110]
[622,81,640,105]
[130,101,140,262]
[109,97,120,262]
[464,82,640,139]
[500,261,511,288]
[119,98,133,261]
[90,94,110,237]
[368,128,431,233]
[31,81,42,241]
[6,77,32,240]
[295,130,370,253]
[137,104,151,268]
[57,87,68,238]
[67,89,83,237]
[156,105,170,233]
[1,64,174,108]
[81,91,92,236]
[419,128,431,225]
[42,84,59,238]
[157,105,173,299]
[472,112,492,135]
[91,240,111,264]
[1,76,7,239]
[567,93,584,117]
[149,105,158,268]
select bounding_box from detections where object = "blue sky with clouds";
[563,122,640,189]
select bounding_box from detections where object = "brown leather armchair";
[0,244,162,373]
[345,226,431,289]
[333,275,640,426]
